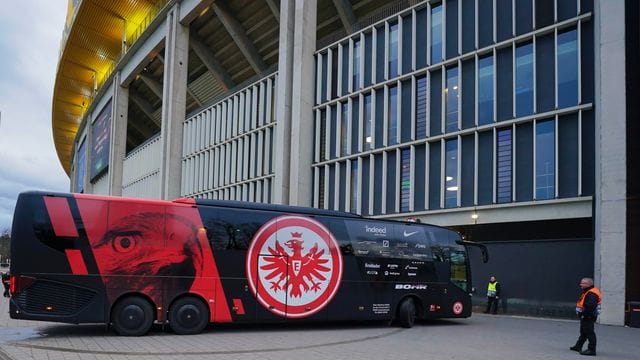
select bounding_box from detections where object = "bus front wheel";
[169,296,209,335]
[111,296,154,336]
[397,298,416,328]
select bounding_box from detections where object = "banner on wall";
[90,100,112,181]
[75,140,86,193]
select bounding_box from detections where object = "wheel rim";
[176,304,201,328]
[120,304,146,330]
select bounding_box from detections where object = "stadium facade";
[53,0,639,325]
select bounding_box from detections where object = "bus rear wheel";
[111,296,154,336]
[169,297,209,335]
[397,298,416,328]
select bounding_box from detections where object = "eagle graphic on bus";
[246,215,343,318]
[260,232,331,297]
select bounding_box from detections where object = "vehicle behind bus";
[10,191,479,335]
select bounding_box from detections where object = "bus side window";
[203,208,274,251]
[32,197,59,250]
[394,224,432,261]
[320,217,353,256]
[425,227,448,262]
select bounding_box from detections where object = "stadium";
[53,0,639,325]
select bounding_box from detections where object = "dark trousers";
[485,296,499,314]
[575,316,597,351]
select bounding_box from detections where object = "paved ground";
[0,296,637,359]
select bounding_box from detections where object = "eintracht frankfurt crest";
[246,215,343,318]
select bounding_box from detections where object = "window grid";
[312,4,591,214]
[182,74,277,202]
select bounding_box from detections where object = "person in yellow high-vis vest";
[484,276,501,314]
[570,277,601,356]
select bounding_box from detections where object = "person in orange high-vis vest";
[570,277,601,356]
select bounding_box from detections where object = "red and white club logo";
[246,215,343,318]
[453,301,464,315]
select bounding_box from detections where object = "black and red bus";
[9,191,487,336]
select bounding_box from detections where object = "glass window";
[364,94,373,150]
[389,23,399,78]
[388,86,398,145]
[320,109,327,160]
[557,29,578,108]
[353,39,361,90]
[496,128,512,203]
[516,42,534,117]
[536,120,555,199]
[205,208,274,251]
[400,148,411,212]
[445,0,458,59]
[478,0,493,47]
[331,48,338,99]
[445,138,458,208]
[416,75,428,138]
[431,4,443,64]
[350,160,358,213]
[445,67,459,132]
[318,166,325,208]
[478,55,494,125]
[341,102,349,156]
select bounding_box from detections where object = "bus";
[9,191,487,336]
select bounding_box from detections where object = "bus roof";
[17,191,458,234]
[18,191,362,219]
[192,198,363,219]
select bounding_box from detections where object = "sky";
[0,1,70,230]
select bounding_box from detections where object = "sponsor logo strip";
[44,197,79,238]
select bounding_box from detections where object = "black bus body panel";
[9,191,472,327]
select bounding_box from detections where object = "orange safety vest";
[576,287,602,315]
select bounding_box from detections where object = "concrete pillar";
[594,0,627,326]
[273,0,295,204]
[160,4,189,200]
[274,0,317,206]
[108,72,128,196]
[288,0,317,206]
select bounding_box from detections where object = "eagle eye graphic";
[112,234,139,253]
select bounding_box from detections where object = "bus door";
[277,215,332,322]
[254,252,289,321]
[201,207,276,323]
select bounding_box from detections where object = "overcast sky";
[0,1,69,230]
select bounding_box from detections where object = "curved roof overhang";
[53,0,165,175]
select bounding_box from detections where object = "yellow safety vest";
[487,281,498,297]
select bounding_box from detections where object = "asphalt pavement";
[0,295,638,359]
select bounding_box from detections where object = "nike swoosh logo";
[403,231,418,237]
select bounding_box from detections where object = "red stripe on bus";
[65,249,88,275]
[170,206,233,323]
[233,299,246,315]
[44,197,79,238]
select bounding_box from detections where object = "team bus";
[9,191,487,336]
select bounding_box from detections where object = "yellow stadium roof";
[53,0,166,175]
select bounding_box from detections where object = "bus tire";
[397,298,416,328]
[111,296,154,336]
[169,296,209,335]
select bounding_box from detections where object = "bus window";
[32,197,62,251]
[393,224,433,261]
[316,217,354,255]
[203,208,276,251]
